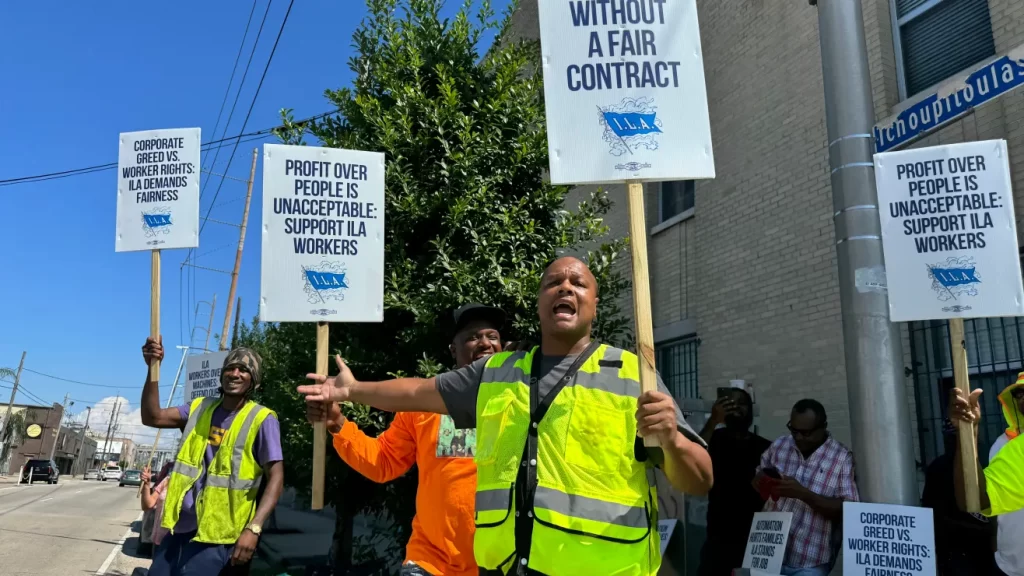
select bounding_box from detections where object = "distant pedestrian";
[140,461,174,547]
[754,399,859,576]
[698,388,770,576]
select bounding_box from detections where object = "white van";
[102,465,122,481]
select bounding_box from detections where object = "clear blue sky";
[0,0,509,443]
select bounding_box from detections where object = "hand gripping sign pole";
[261,144,386,510]
[949,318,980,511]
[874,139,1024,513]
[138,346,190,497]
[536,0,715,442]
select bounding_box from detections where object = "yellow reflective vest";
[162,396,274,544]
[474,344,661,575]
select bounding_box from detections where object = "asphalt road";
[0,477,145,576]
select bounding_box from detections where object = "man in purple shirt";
[141,336,284,576]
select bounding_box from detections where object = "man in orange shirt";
[306,303,505,576]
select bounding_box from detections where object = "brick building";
[511,0,1024,456]
[4,402,95,476]
[509,0,1024,571]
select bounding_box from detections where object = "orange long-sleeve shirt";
[332,412,477,576]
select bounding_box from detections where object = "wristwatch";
[245,522,263,536]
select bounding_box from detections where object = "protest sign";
[843,502,936,576]
[538,0,716,448]
[184,351,230,403]
[260,144,385,323]
[537,0,714,185]
[116,128,200,252]
[260,143,386,510]
[741,512,792,574]
[874,139,1024,322]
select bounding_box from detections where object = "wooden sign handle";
[312,321,329,510]
[150,250,161,381]
[626,181,660,449]
[949,318,981,513]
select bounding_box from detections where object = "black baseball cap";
[452,303,506,337]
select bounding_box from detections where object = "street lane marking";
[40,497,53,502]
[95,511,142,576]
[75,490,82,494]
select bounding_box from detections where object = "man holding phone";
[753,399,859,576]
[698,387,770,576]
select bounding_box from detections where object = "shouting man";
[299,256,712,576]
[141,337,284,576]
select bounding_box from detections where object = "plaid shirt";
[759,434,859,568]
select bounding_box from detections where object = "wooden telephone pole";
[220,148,258,351]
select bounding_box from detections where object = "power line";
[188,0,271,334]
[203,0,260,177]
[197,0,296,235]
[201,0,271,198]
[0,114,332,188]
[21,368,142,390]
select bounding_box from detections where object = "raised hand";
[948,387,983,427]
[142,337,164,365]
[298,355,357,404]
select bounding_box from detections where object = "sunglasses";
[787,421,825,438]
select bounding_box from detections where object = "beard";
[724,413,752,430]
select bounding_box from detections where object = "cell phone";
[763,466,781,479]
[716,387,732,399]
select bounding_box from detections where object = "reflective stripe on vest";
[473,344,660,576]
[161,397,273,544]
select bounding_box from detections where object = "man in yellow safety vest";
[141,337,285,576]
[950,385,1024,519]
[300,256,713,575]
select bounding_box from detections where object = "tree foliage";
[242,0,631,567]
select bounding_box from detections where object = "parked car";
[119,469,142,487]
[21,459,59,484]
[102,465,122,481]
[83,468,101,480]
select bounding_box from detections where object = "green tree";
[244,0,630,569]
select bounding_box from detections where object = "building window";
[658,180,695,223]
[891,0,995,98]
[657,336,700,400]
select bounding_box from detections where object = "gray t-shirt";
[436,352,706,458]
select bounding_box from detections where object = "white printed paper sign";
[875,139,1024,321]
[116,128,200,252]
[657,519,677,555]
[184,351,229,403]
[843,502,936,576]
[260,144,385,323]
[537,0,715,185]
[742,511,792,574]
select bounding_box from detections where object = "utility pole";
[814,0,917,504]
[204,294,217,352]
[220,148,258,351]
[101,400,119,466]
[231,297,242,349]
[1,352,27,445]
[71,406,91,477]
[48,394,72,461]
